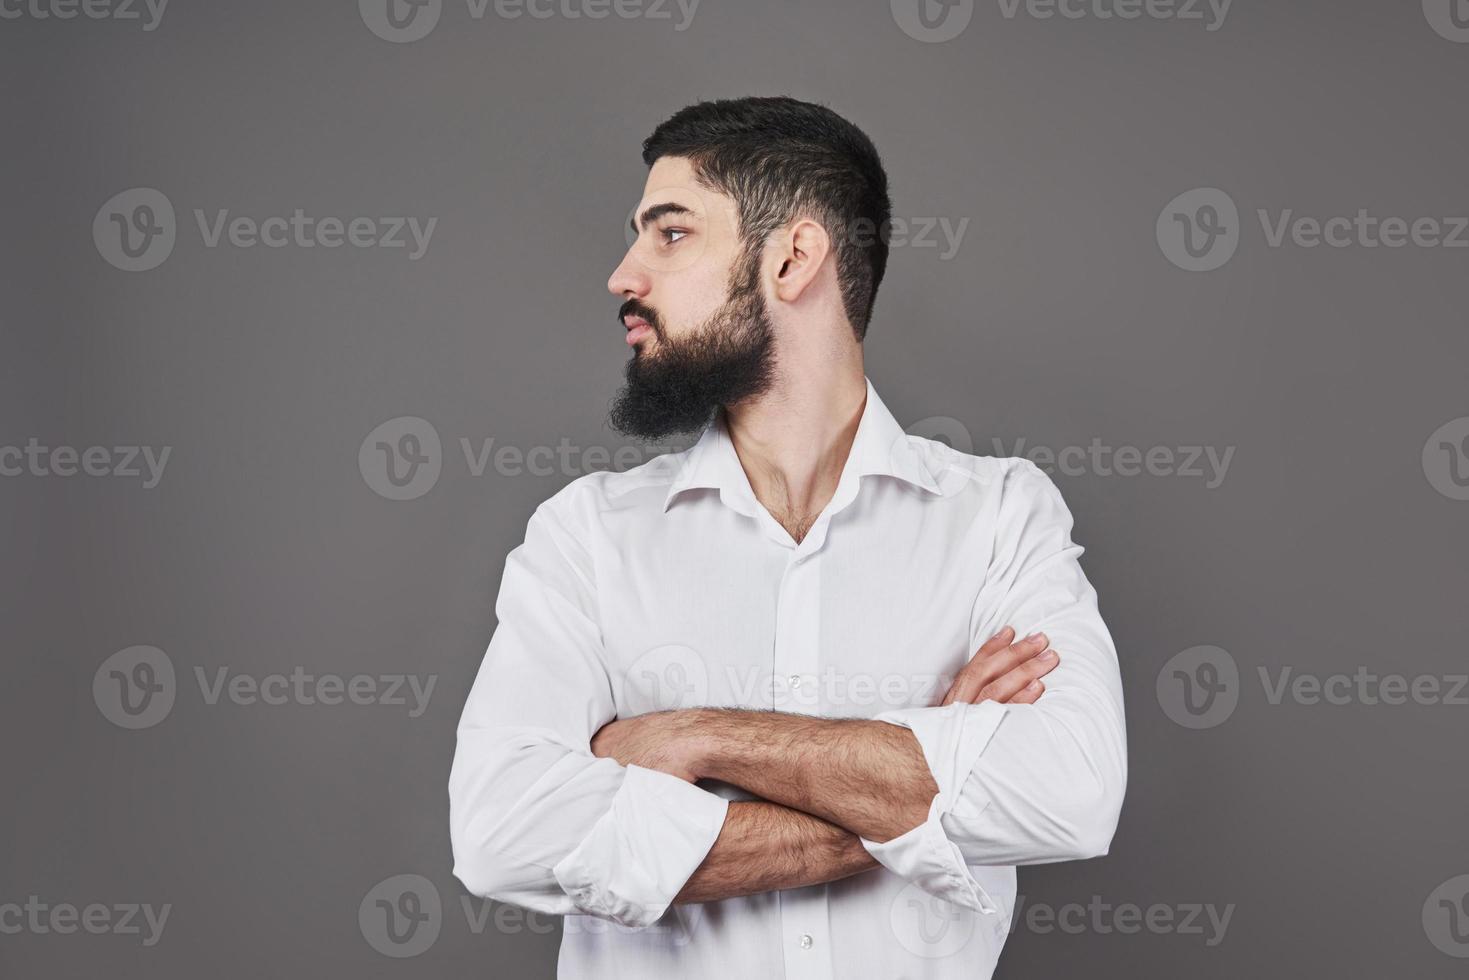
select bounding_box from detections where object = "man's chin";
[627,333,663,361]
[608,383,718,442]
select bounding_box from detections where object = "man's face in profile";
[606,156,777,441]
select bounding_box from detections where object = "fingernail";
[1027,680,1041,690]
[1038,649,1058,662]
[991,626,1014,641]
[1024,631,1047,645]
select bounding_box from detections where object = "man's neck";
[722,364,868,543]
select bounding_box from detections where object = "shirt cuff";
[552,763,729,928]
[860,700,1008,913]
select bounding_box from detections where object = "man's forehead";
[645,154,697,190]
[637,158,734,222]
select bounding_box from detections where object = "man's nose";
[607,249,651,298]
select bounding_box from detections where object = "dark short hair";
[641,96,892,342]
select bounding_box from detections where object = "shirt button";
[788,674,802,689]
[798,934,814,949]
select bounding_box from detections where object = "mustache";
[618,299,660,332]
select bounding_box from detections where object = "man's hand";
[940,625,1059,706]
[590,709,710,782]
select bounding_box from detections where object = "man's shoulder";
[531,443,694,522]
[905,434,1057,500]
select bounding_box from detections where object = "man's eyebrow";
[631,202,698,235]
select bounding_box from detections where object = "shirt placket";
[774,516,834,980]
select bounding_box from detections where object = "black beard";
[609,258,776,441]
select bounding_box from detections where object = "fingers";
[974,625,1016,659]
[1007,679,1046,705]
[942,628,1046,705]
[941,666,981,706]
[983,645,1058,703]
[981,631,1051,682]
[942,630,1058,705]
[941,626,1014,705]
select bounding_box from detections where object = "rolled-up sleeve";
[448,488,729,928]
[860,460,1128,912]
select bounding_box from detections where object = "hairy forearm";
[693,709,938,843]
[673,801,878,904]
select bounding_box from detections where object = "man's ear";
[771,219,832,304]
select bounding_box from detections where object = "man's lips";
[623,316,653,346]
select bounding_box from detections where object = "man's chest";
[592,495,992,720]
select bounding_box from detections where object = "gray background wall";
[3,0,1467,976]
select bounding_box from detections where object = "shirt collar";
[661,376,943,514]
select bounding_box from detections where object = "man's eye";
[660,228,688,245]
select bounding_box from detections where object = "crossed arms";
[591,627,1058,904]
[448,462,1127,928]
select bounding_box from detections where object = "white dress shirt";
[449,376,1127,979]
